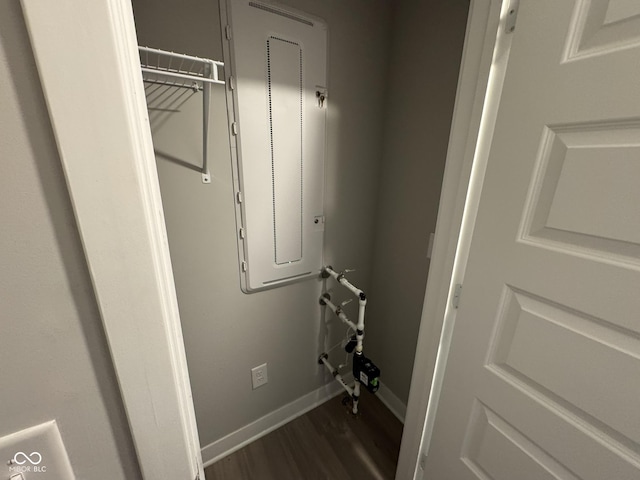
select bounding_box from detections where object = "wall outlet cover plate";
[251,363,269,389]
[0,421,75,479]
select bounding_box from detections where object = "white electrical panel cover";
[223,0,327,292]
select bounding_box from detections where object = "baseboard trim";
[376,381,407,424]
[201,381,344,467]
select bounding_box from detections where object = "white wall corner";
[376,382,407,424]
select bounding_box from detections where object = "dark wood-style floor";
[205,390,403,480]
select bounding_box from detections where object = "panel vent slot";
[267,36,303,265]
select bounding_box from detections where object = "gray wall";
[0,2,140,479]
[132,0,392,447]
[366,0,470,404]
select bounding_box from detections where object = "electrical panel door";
[222,0,327,292]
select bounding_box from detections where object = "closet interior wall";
[131,0,392,449]
[366,0,470,405]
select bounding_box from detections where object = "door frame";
[20,0,203,479]
[396,0,510,478]
[19,0,506,478]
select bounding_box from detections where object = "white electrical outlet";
[251,363,268,389]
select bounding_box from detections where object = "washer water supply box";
[353,355,380,394]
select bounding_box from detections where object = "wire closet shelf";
[138,46,225,183]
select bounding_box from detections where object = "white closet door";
[425,0,640,478]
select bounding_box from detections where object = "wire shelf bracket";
[139,46,225,183]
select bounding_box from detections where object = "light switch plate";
[0,421,75,479]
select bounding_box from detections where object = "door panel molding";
[423,0,640,478]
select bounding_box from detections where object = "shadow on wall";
[366,0,471,405]
[146,86,197,131]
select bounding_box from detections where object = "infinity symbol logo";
[12,451,42,465]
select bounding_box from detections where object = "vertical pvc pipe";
[352,379,360,414]
[320,295,358,331]
[355,298,366,352]
[319,355,354,396]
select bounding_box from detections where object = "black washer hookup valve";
[344,335,357,354]
[353,354,380,394]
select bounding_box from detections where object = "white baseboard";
[201,381,344,467]
[376,381,407,424]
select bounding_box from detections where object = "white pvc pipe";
[323,266,364,298]
[321,295,357,331]
[320,266,366,414]
[352,378,360,415]
[356,298,366,353]
[321,266,368,353]
[319,356,353,397]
